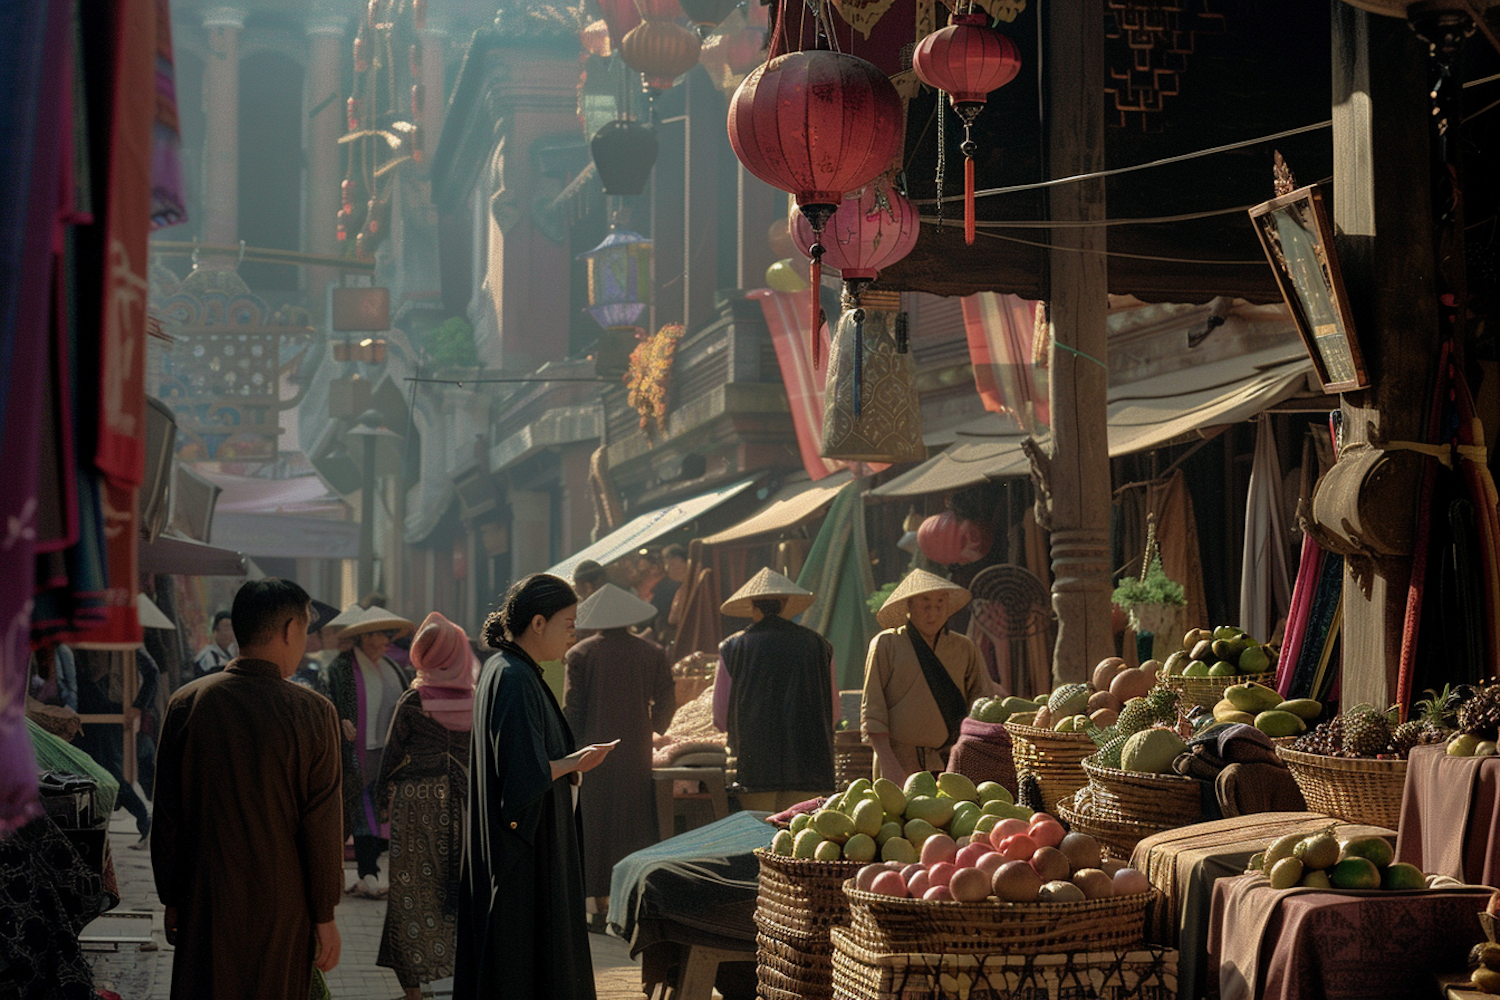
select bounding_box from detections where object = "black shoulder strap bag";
[907,628,967,749]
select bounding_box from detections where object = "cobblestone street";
[85,809,646,999]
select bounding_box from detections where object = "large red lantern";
[912,13,1022,246]
[918,512,994,566]
[620,19,703,91]
[596,0,644,50]
[633,0,684,20]
[728,49,903,367]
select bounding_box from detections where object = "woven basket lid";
[876,568,971,629]
[340,605,415,640]
[720,568,814,619]
[575,583,658,630]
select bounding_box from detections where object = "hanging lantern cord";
[957,105,982,246]
[852,306,866,418]
[803,203,837,369]
[935,94,946,231]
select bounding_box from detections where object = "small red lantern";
[728,48,903,366]
[620,19,702,91]
[596,0,644,49]
[633,0,684,19]
[912,12,1022,245]
[918,512,993,566]
[791,180,920,289]
[581,19,614,57]
[346,97,360,131]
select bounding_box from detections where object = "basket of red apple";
[842,812,1154,956]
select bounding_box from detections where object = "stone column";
[305,14,347,292]
[201,7,245,250]
[418,22,448,168]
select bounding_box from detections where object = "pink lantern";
[791,180,920,290]
[918,512,993,566]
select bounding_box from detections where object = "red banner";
[961,292,1049,435]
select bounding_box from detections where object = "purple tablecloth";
[1395,744,1500,889]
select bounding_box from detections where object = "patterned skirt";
[376,774,464,988]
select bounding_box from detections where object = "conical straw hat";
[576,583,659,630]
[324,604,366,630]
[340,605,416,640]
[720,568,814,619]
[876,568,972,630]
[136,593,176,630]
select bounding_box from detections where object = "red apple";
[997,834,1039,863]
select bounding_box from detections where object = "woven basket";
[1056,794,1166,862]
[1081,754,1204,828]
[1003,720,1093,813]
[754,849,864,1000]
[834,730,876,788]
[830,928,1179,1000]
[1274,745,1408,829]
[1160,670,1277,711]
[843,880,1152,957]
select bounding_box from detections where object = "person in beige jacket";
[862,570,989,782]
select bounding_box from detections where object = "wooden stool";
[645,943,756,1000]
[652,766,729,842]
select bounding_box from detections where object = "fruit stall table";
[1131,812,1395,1000]
[1395,744,1500,889]
[1205,873,1492,1000]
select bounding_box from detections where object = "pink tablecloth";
[1395,744,1500,888]
[1207,873,1491,1000]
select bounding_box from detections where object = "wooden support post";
[1044,0,1112,685]
[1330,7,1438,710]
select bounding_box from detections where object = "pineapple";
[1393,685,1462,756]
[1457,682,1500,742]
[1341,705,1394,758]
[1098,733,1131,769]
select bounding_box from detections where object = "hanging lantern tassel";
[959,112,980,246]
[852,307,865,418]
[809,242,824,368]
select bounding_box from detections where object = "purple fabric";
[351,662,390,839]
[0,0,70,837]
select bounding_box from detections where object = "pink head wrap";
[408,612,478,732]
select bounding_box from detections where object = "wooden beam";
[1045,2,1113,685]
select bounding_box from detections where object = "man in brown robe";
[563,584,676,914]
[152,578,344,999]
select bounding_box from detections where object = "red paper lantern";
[791,180,920,285]
[912,13,1021,245]
[620,19,702,91]
[595,0,644,50]
[581,19,614,57]
[728,49,903,366]
[679,0,741,38]
[918,512,993,566]
[633,0,684,19]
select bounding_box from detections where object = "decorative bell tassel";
[852,308,865,418]
[961,125,978,247]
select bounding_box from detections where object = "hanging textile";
[1240,419,1293,643]
[961,292,1050,434]
[751,288,845,481]
[0,0,73,836]
[795,480,879,689]
[149,0,187,230]
[821,298,926,464]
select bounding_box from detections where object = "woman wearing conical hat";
[862,569,989,782]
[712,569,838,811]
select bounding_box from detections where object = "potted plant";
[1112,553,1186,663]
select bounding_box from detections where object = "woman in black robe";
[454,574,618,1000]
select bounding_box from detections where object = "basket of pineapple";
[1275,685,1470,829]
[1158,624,1279,711]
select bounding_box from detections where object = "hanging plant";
[624,323,686,437]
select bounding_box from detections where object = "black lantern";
[590,119,660,196]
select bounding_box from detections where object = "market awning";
[546,477,759,581]
[139,532,247,576]
[873,346,1316,498]
[210,512,360,560]
[698,471,854,546]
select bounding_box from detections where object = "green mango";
[1208,660,1239,677]
[1338,835,1394,869]
[1213,625,1244,641]
[937,772,979,802]
[1183,660,1211,678]
[1237,644,1270,673]
[1225,682,1285,714]
[976,781,1013,806]
[903,818,938,846]
[903,770,939,800]
[792,829,821,859]
[972,814,999,837]
[881,836,918,863]
[812,809,856,843]
[1327,857,1380,890]
[789,813,811,835]
[1191,639,1215,662]
[1162,651,1190,677]
[904,795,955,828]
[770,829,794,856]
[1381,862,1426,890]
[875,821,903,845]
[1276,699,1323,722]
[813,839,843,861]
[846,777,873,797]
[1253,710,1306,738]
[949,801,981,838]
[851,798,884,838]
[873,778,907,817]
[843,833,877,863]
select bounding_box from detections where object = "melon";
[1109,667,1155,703]
[1119,728,1188,775]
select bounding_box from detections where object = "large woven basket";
[834,730,876,787]
[1273,745,1407,829]
[1003,720,1093,813]
[1056,793,1167,863]
[1081,754,1204,828]
[843,879,1152,957]
[830,928,1179,1000]
[1160,670,1277,711]
[754,849,865,1000]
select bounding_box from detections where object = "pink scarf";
[408,612,478,732]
